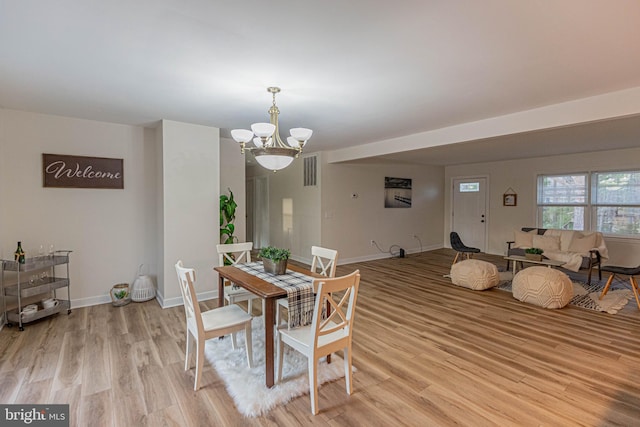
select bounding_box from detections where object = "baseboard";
[20,245,441,312]
[158,290,218,309]
[289,254,312,265]
[71,294,112,309]
[61,289,216,311]
[340,243,443,265]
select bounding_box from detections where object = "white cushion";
[568,233,597,256]
[513,229,535,248]
[512,266,573,309]
[450,259,500,290]
[544,229,577,252]
[532,235,561,252]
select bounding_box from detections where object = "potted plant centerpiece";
[259,246,291,275]
[525,247,544,261]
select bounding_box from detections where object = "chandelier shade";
[253,148,296,170]
[231,87,312,172]
[251,123,276,139]
[230,129,253,143]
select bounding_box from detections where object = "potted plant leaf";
[259,246,291,275]
[525,247,544,261]
[220,189,238,265]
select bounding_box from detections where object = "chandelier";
[231,87,312,172]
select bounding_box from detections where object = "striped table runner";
[235,262,315,328]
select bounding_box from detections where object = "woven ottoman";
[512,266,573,309]
[450,259,500,290]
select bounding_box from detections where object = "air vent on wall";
[303,155,317,187]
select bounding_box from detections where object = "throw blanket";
[541,250,584,272]
[543,230,609,272]
[235,262,315,328]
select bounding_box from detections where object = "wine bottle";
[15,241,25,264]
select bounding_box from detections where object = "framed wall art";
[384,177,412,208]
[43,153,124,189]
[503,188,517,206]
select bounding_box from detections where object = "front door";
[452,177,487,251]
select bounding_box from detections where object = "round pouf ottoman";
[512,266,573,309]
[450,259,500,290]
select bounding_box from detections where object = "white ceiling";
[2,0,640,165]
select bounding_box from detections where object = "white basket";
[131,264,156,302]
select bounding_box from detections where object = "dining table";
[214,262,323,388]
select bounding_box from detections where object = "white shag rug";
[204,316,351,417]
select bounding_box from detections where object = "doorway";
[246,175,270,249]
[451,177,488,252]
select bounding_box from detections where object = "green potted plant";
[525,247,544,261]
[220,189,238,265]
[259,246,291,275]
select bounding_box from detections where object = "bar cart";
[1,251,72,330]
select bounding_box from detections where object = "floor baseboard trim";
[340,244,443,265]
[158,290,218,309]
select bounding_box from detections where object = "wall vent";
[303,155,317,187]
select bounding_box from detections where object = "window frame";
[536,169,640,238]
[536,173,589,231]
[590,170,640,237]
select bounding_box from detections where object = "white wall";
[444,147,640,266]
[245,153,445,264]
[0,109,156,307]
[246,153,321,264]
[322,159,445,263]
[0,111,225,314]
[158,120,220,304]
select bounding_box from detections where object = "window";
[459,182,479,192]
[537,174,587,230]
[537,171,640,236]
[592,171,640,235]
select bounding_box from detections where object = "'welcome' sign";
[43,153,124,189]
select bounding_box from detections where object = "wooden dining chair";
[217,242,263,315]
[276,246,338,329]
[276,269,360,415]
[175,260,253,391]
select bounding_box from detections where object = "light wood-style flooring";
[2,249,640,426]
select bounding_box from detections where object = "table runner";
[235,262,315,328]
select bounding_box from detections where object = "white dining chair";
[276,269,360,415]
[276,246,338,329]
[175,260,253,391]
[217,242,263,315]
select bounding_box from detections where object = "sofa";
[507,227,608,284]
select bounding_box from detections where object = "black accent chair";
[599,265,640,310]
[450,232,480,265]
